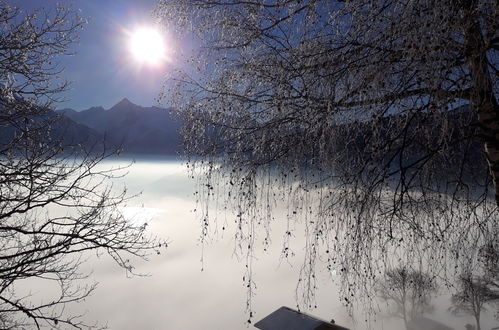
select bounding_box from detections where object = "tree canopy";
[155,0,498,319]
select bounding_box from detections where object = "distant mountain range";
[57,98,182,155]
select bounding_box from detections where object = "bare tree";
[155,0,497,320]
[450,274,496,330]
[0,3,165,329]
[376,267,437,329]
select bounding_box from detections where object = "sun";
[129,27,166,66]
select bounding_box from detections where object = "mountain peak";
[110,98,141,112]
[114,98,134,107]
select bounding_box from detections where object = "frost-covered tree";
[0,3,165,329]
[479,237,499,318]
[155,0,498,319]
[450,274,496,330]
[376,267,437,329]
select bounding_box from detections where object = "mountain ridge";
[57,98,182,155]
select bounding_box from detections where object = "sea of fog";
[47,156,497,330]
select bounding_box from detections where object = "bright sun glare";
[129,27,166,66]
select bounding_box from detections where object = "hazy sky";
[10,0,168,110]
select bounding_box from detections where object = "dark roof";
[254,306,349,330]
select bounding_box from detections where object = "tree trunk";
[475,313,481,330]
[464,5,499,207]
[402,296,409,330]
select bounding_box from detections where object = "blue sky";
[10,0,168,110]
